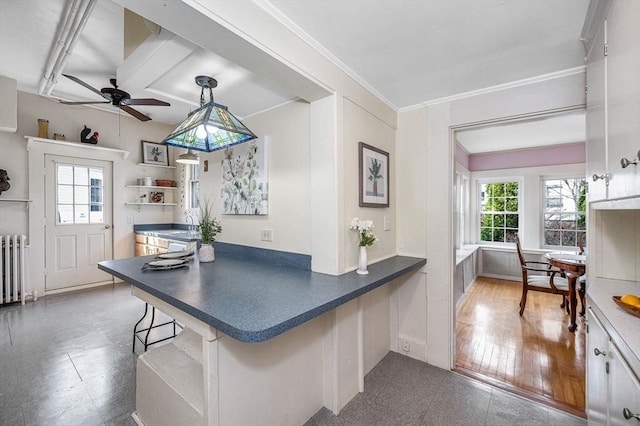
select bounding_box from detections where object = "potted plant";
[197,198,223,262]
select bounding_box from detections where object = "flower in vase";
[349,217,377,247]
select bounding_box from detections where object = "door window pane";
[56,164,104,225]
[542,178,586,248]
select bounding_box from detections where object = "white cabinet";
[587,307,640,425]
[586,0,640,204]
[587,308,610,425]
[586,18,608,202]
[610,343,640,425]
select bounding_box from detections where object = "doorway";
[45,155,114,291]
[451,108,587,415]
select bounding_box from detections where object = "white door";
[45,155,113,290]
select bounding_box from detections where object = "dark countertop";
[98,254,425,343]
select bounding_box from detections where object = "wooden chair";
[515,235,570,316]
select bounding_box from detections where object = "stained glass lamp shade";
[162,76,257,153]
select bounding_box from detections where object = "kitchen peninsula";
[99,250,425,426]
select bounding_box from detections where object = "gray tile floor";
[0,283,586,426]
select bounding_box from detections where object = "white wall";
[0,91,174,295]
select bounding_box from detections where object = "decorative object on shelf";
[197,197,223,263]
[53,133,66,140]
[359,142,389,208]
[143,177,153,186]
[221,136,268,215]
[142,140,168,166]
[37,118,49,138]
[155,179,176,187]
[80,125,99,144]
[350,217,377,275]
[0,169,10,195]
[162,75,257,160]
[139,194,147,203]
[149,191,164,203]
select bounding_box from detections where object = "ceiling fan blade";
[62,74,109,99]
[120,105,151,121]
[123,98,170,107]
[60,100,110,105]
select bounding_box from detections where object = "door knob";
[104,225,111,229]
[594,348,606,356]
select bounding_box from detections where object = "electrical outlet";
[384,215,392,231]
[260,229,273,242]
[401,339,410,352]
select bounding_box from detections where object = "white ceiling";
[456,110,586,154]
[0,0,590,148]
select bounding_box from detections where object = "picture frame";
[149,191,165,204]
[142,141,168,166]
[359,142,389,207]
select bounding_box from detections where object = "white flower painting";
[221,136,268,215]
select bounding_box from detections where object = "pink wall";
[455,144,470,169]
[468,142,585,171]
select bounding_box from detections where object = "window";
[185,164,200,210]
[543,178,586,247]
[479,181,519,243]
[56,164,104,224]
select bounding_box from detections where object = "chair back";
[514,234,525,267]
[578,233,586,255]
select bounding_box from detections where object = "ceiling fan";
[59,74,170,121]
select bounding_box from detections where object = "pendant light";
[162,76,256,160]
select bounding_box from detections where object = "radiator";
[0,235,33,305]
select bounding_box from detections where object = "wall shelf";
[26,136,129,159]
[0,198,32,203]
[125,203,177,206]
[126,185,177,190]
[137,163,176,169]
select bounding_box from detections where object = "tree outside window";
[543,178,586,247]
[479,181,519,243]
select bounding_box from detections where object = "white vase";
[199,244,215,263]
[357,246,368,275]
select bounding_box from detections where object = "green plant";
[197,198,222,244]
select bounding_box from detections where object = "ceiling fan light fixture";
[162,76,256,153]
[175,149,200,165]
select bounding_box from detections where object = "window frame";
[541,176,587,249]
[184,163,200,212]
[476,177,522,245]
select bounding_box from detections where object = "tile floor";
[0,283,587,426]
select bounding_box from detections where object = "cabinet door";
[606,0,640,200]
[609,343,640,425]
[587,308,609,425]
[586,18,608,203]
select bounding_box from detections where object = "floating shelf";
[0,198,32,203]
[125,202,177,206]
[126,185,177,190]
[26,136,129,159]
[136,163,176,169]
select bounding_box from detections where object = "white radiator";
[0,235,32,305]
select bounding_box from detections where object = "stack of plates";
[157,250,195,260]
[141,259,189,271]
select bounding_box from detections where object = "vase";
[199,244,215,263]
[357,246,368,275]
[37,118,49,139]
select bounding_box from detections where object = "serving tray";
[613,296,640,319]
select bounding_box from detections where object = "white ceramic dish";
[157,250,195,260]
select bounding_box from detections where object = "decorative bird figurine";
[80,125,98,144]
[0,169,10,195]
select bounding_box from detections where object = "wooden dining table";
[544,251,586,332]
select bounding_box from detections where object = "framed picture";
[359,142,389,207]
[142,141,168,166]
[149,191,164,204]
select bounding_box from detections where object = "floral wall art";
[221,136,269,215]
[359,142,389,207]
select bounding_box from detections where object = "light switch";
[384,216,392,231]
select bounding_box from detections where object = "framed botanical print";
[359,142,389,207]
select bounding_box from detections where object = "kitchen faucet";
[185,212,195,233]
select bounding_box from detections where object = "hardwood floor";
[455,276,586,416]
